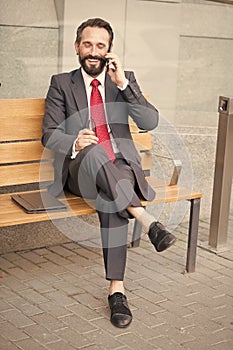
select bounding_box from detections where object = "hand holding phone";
[105,53,127,88]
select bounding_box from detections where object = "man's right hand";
[75,129,99,151]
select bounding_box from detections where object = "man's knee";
[79,144,109,164]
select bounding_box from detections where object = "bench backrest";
[0,98,152,187]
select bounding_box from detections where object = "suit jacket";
[42,68,159,199]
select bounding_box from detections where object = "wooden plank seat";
[0,98,202,272]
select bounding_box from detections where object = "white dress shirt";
[71,68,128,159]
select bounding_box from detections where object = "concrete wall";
[176,0,233,219]
[60,0,126,72]
[0,0,59,98]
[61,0,181,122]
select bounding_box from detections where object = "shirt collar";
[81,68,106,89]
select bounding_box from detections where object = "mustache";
[83,55,107,63]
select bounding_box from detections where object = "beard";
[79,54,107,76]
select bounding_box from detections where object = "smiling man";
[76,25,110,77]
[42,18,176,328]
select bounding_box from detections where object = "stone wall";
[175,0,233,219]
[0,0,59,98]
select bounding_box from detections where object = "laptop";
[11,191,67,214]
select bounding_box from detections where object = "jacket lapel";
[71,69,89,128]
[105,73,119,104]
[105,73,120,124]
[70,69,120,127]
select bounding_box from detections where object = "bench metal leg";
[130,199,201,274]
[186,198,201,273]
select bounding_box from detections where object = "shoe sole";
[156,236,176,252]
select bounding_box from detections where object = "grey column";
[209,96,233,249]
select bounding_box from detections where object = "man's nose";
[90,46,97,56]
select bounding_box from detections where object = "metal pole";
[208,96,233,249]
[186,198,201,273]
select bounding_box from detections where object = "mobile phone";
[106,58,110,71]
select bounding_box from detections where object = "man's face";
[75,26,110,77]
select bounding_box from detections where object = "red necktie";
[90,79,115,162]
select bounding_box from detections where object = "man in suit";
[42,17,176,328]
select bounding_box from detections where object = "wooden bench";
[0,98,202,272]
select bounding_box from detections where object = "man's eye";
[83,43,91,48]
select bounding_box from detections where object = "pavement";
[0,213,233,350]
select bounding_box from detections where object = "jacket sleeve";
[41,75,77,156]
[120,71,159,131]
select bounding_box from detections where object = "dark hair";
[76,18,114,51]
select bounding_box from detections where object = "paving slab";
[0,218,233,349]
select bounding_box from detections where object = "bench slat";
[0,141,52,164]
[0,98,45,141]
[0,98,45,117]
[141,182,202,206]
[0,134,150,165]
[0,162,54,186]
[1,115,43,141]
[0,98,147,142]
[0,184,202,227]
[0,152,151,187]
[132,133,152,150]
[0,192,96,226]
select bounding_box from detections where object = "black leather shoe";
[148,221,176,252]
[108,292,132,328]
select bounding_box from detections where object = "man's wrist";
[117,79,129,91]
